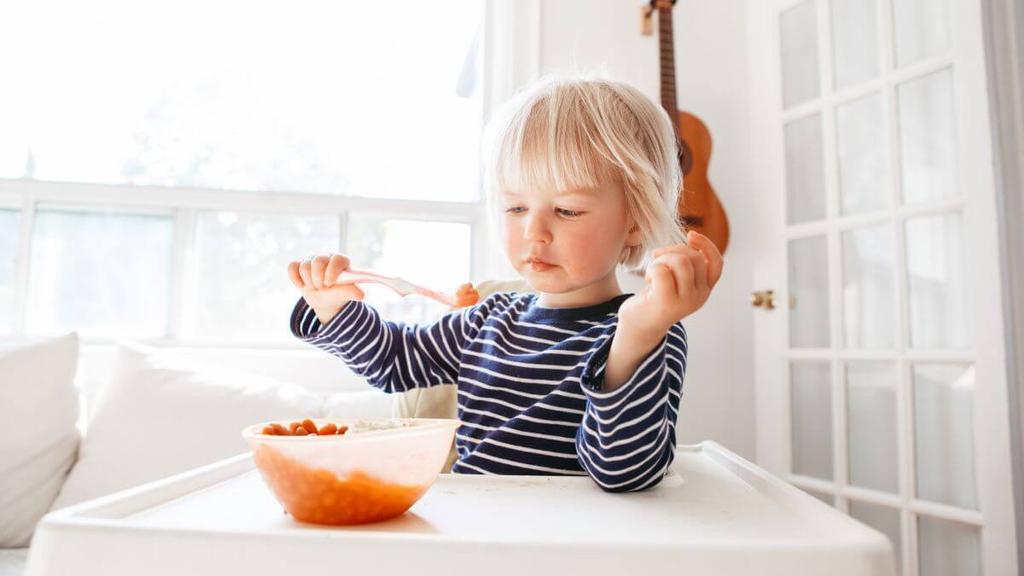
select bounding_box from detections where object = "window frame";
[0,178,484,348]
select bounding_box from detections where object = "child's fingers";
[298,259,313,287]
[647,261,677,303]
[652,252,696,300]
[669,253,697,299]
[688,247,709,294]
[287,261,304,289]
[310,255,331,289]
[323,254,351,287]
[687,231,724,288]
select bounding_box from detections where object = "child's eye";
[556,208,584,218]
[504,206,526,214]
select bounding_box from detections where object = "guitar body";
[677,110,729,253]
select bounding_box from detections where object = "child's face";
[500,180,640,305]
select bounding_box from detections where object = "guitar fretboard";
[657,3,679,129]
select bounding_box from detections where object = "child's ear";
[626,224,642,247]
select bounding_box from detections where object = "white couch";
[0,334,401,575]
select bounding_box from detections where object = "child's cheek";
[567,228,620,274]
[501,220,524,255]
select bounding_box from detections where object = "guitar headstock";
[642,0,678,34]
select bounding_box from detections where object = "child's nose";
[523,214,552,244]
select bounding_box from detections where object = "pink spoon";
[331,268,460,307]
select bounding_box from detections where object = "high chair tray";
[27,441,895,576]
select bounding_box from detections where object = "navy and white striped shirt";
[290,292,687,492]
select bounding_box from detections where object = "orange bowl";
[243,418,459,525]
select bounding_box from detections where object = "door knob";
[751,290,775,310]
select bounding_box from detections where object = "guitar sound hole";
[678,140,694,176]
[678,214,704,227]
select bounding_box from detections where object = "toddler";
[287,76,723,492]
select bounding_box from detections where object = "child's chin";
[524,275,572,294]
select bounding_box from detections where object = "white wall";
[532,0,757,459]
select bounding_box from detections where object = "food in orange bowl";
[242,418,459,526]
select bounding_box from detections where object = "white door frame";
[748,0,1019,574]
[980,0,1024,566]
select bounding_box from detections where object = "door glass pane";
[801,487,834,507]
[192,212,340,342]
[917,516,980,576]
[785,114,827,225]
[849,501,902,574]
[898,69,957,205]
[791,361,833,480]
[346,217,472,324]
[0,210,19,335]
[780,1,821,107]
[842,225,896,348]
[914,364,977,509]
[892,0,952,67]
[837,93,889,215]
[788,235,830,348]
[905,213,968,349]
[846,362,899,492]
[26,208,173,337]
[831,0,880,88]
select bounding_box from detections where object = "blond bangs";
[495,92,620,195]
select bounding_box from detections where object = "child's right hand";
[287,254,366,325]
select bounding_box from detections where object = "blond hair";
[483,75,685,271]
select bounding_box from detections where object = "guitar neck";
[657,3,679,126]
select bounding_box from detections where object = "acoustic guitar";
[644,0,730,254]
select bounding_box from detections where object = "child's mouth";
[527,258,556,272]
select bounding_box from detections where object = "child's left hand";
[617,230,724,341]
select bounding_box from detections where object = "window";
[0,1,485,344]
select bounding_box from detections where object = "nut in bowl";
[242,418,460,526]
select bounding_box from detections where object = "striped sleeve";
[289,295,501,394]
[574,322,688,493]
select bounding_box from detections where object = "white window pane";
[905,213,968,349]
[780,1,821,107]
[346,217,471,324]
[914,364,978,509]
[788,235,830,348]
[842,225,897,349]
[0,1,482,203]
[892,0,952,67]
[831,0,880,89]
[791,361,833,480]
[837,93,889,216]
[0,210,19,335]
[192,212,340,342]
[848,501,902,574]
[846,362,899,493]
[917,516,980,576]
[898,69,957,205]
[27,208,173,337]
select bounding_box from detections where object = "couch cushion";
[0,333,79,548]
[50,341,325,509]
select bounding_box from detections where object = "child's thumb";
[332,284,365,302]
